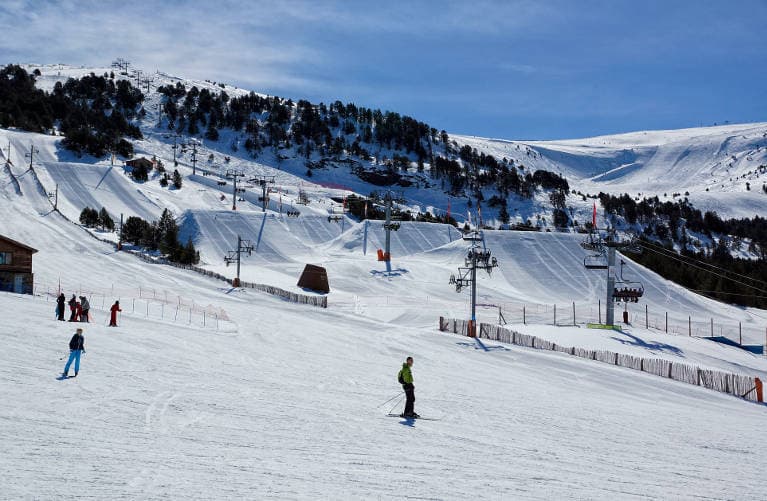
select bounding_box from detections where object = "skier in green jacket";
[398,356,419,418]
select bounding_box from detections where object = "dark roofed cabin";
[0,235,38,294]
[125,157,155,170]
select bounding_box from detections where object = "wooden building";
[297,264,330,293]
[125,157,155,170]
[0,235,38,294]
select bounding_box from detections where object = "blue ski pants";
[63,350,82,375]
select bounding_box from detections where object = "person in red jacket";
[74,300,82,322]
[109,300,122,327]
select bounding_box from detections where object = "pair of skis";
[386,413,439,421]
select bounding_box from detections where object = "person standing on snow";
[79,296,90,323]
[74,300,82,322]
[56,293,66,321]
[109,300,122,327]
[62,328,85,378]
[398,356,419,418]
[68,294,78,321]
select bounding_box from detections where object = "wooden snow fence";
[117,249,327,309]
[239,281,328,309]
[437,317,763,403]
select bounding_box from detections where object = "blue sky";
[1,0,765,139]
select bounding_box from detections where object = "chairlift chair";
[462,230,482,242]
[613,259,644,301]
[580,230,602,251]
[612,282,644,302]
[583,254,608,270]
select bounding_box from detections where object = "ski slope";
[3,277,767,498]
[3,65,767,498]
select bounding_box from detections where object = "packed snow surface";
[2,67,767,498]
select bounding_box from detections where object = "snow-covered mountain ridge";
[13,63,767,224]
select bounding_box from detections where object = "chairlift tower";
[169,133,182,166]
[296,185,310,205]
[225,169,246,210]
[381,190,403,262]
[249,175,275,212]
[224,234,254,287]
[449,231,499,337]
[584,229,643,326]
[188,139,200,175]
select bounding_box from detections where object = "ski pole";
[376,392,404,408]
[387,394,405,415]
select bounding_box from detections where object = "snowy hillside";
[457,122,767,219]
[15,63,767,227]
[2,63,767,498]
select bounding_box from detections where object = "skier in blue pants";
[63,328,85,377]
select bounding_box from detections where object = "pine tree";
[499,204,510,225]
[172,169,182,189]
[98,207,114,231]
[157,209,179,256]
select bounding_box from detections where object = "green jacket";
[398,363,413,384]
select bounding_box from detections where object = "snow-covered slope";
[3,282,767,499]
[2,64,767,498]
[457,122,767,219]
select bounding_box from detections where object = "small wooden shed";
[125,157,154,170]
[297,264,330,293]
[0,234,38,294]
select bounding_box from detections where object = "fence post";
[645,304,648,329]
[188,307,192,324]
[710,318,713,337]
[523,305,526,325]
[665,312,668,333]
[756,378,763,403]
[598,299,601,324]
[161,303,164,319]
[572,302,576,326]
[554,304,556,325]
[689,316,691,337]
[132,298,135,313]
[738,322,741,345]
[203,310,206,326]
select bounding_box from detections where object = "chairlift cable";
[635,238,767,288]
[636,243,767,295]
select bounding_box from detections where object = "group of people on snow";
[55,293,420,419]
[55,293,122,325]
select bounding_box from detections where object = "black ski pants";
[403,384,415,415]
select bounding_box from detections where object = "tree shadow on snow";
[369,268,409,278]
[610,331,683,355]
[456,337,511,352]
